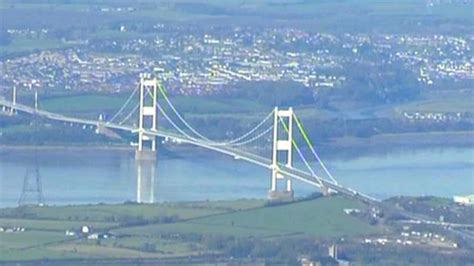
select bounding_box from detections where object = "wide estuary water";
[0,146,473,208]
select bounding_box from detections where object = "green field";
[0,246,81,261]
[37,93,265,114]
[0,200,264,223]
[41,94,129,114]
[0,230,67,249]
[39,93,268,114]
[0,37,70,55]
[394,97,474,114]
[0,218,115,231]
[117,196,378,238]
[0,196,380,262]
[101,236,196,253]
[49,242,160,259]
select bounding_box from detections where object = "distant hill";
[1,0,472,34]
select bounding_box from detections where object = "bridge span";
[0,97,378,204]
[3,78,473,243]
[1,74,380,203]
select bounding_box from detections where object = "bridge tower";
[7,85,17,115]
[34,89,38,111]
[135,73,158,161]
[268,107,294,201]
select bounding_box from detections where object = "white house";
[81,225,91,234]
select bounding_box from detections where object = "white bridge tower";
[268,107,294,201]
[6,86,17,115]
[135,73,158,161]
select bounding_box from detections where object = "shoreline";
[324,131,474,148]
[0,144,134,151]
[0,195,453,209]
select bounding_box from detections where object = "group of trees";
[316,62,421,106]
[0,121,110,145]
[343,243,474,265]
[226,80,315,107]
[218,61,421,110]
[200,235,324,264]
[301,117,473,141]
[386,196,474,225]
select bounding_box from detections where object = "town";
[1,26,472,95]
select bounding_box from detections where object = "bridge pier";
[136,159,155,203]
[267,190,294,202]
[135,149,157,161]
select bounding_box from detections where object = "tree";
[233,80,315,107]
[340,62,421,104]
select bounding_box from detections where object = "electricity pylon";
[18,89,44,207]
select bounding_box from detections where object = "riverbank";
[0,144,134,151]
[327,131,474,148]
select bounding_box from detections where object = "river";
[0,146,473,208]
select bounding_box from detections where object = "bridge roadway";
[0,99,378,203]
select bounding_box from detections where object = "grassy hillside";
[0,199,264,222]
[117,196,378,238]
[0,218,114,231]
[0,196,379,262]
[0,0,471,35]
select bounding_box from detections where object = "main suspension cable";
[109,85,139,123]
[157,82,211,141]
[229,125,274,147]
[158,98,273,147]
[293,113,339,185]
[156,102,202,142]
[279,117,323,186]
[156,82,274,146]
[118,104,139,125]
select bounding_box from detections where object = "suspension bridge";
[0,74,378,203]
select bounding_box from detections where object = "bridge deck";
[0,99,378,203]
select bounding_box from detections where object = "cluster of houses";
[402,111,465,122]
[64,225,111,240]
[363,229,458,249]
[0,226,26,233]
[0,224,113,241]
